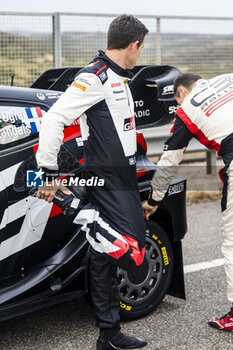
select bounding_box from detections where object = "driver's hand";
[37,183,70,203]
[142,200,158,220]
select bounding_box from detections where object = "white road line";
[184,258,224,274]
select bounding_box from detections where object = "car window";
[0,105,46,149]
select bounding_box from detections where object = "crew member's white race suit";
[148,73,233,303]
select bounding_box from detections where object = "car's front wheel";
[119,220,173,320]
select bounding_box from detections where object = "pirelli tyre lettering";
[118,220,173,320]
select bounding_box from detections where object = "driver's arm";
[36,73,104,201]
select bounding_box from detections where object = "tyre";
[119,220,173,320]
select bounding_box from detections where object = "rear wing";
[30,67,82,92]
[129,65,181,128]
[30,65,181,128]
[30,66,143,91]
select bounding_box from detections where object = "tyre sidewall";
[120,220,173,320]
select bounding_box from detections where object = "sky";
[1,0,233,18]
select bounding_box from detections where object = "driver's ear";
[128,41,139,52]
[177,85,186,96]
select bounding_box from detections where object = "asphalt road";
[0,199,232,350]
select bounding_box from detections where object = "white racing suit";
[36,51,146,328]
[149,74,233,303]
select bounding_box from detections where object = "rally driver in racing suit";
[142,72,233,332]
[36,15,149,350]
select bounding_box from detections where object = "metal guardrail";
[139,125,217,174]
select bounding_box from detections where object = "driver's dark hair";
[107,15,149,50]
[174,73,202,96]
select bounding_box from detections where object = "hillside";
[1,31,233,86]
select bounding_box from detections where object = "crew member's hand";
[37,183,70,203]
[142,200,158,220]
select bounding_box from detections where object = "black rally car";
[0,65,187,322]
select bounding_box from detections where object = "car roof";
[0,85,62,109]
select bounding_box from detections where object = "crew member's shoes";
[208,307,233,331]
[96,329,147,349]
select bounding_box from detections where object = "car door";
[0,99,85,296]
[0,102,49,279]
